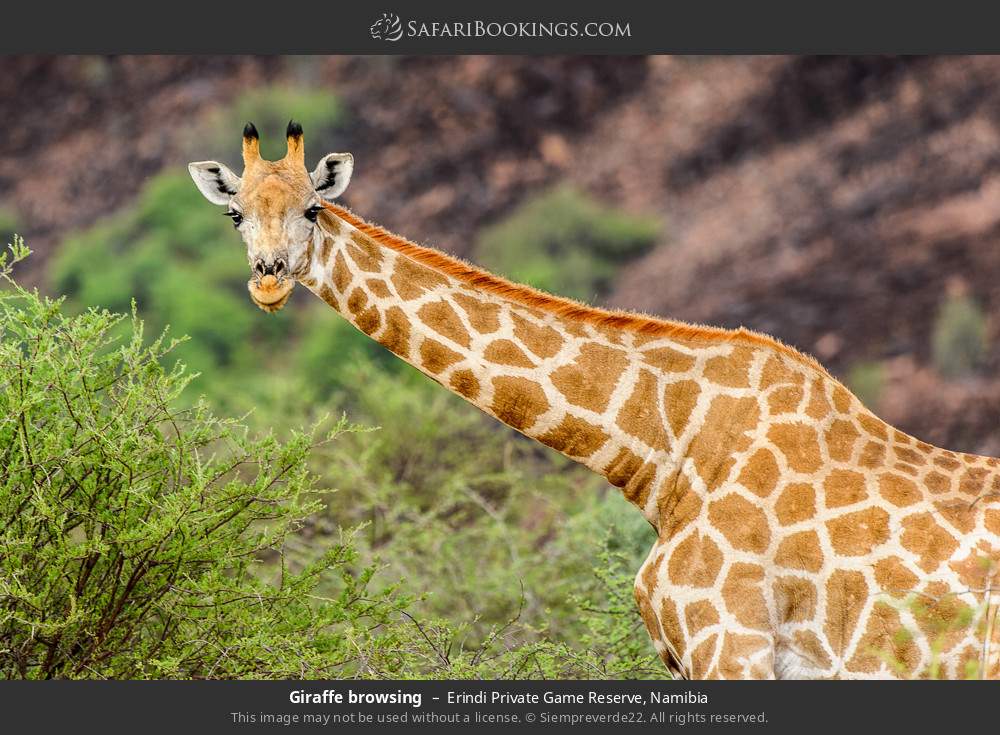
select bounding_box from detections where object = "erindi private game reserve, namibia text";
[288,688,709,707]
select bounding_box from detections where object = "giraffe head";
[188,121,354,312]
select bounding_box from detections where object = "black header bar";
[4,1,1000,54]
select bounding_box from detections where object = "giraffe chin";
[248,276,295,313]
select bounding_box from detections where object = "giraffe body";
[189,124,1000,679]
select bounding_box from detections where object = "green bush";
[474,186,661,302]
[0,243,410,679]
[932,293,989,378]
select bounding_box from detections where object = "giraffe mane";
[324,202,832,377]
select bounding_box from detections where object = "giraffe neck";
[298,206,784,524]
[286,206,1000,681]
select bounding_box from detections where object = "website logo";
[370,12,403,42]
[368,15,631,43]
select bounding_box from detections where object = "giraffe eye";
[304,205,323,223]
[225,210,243,228]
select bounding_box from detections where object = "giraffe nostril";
[274,258,286,276]
[254,259,266,276]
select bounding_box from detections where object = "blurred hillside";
[3,54,1000,453]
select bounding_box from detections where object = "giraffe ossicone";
[189,123,1000,680]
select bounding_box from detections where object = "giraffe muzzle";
[247,269,295,313]
[253,257,287,278]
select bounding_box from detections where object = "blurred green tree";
[474,186,661,302]
[932,293,989,378]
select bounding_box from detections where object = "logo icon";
[370,12,403,41]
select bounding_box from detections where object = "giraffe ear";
[310,152,354,201]
[188,161,241,205]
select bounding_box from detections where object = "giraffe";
[189,122,1000,680]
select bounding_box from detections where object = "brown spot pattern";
[924,471,951,494]
[859,441,886,469]
[759,354,803,390]
[685,600,720,636]
[690,635,719,679]
[642,346,695,373]
[901,513,960,573]
[722,562,770,630]
[718,634,772,679]
[873,556,919,595]
[768,385,804,414]
[659,599,685,659]
[346,234,383,272]
[774,530,823,572]
[792,630,832,670]
[858,414,889,441]
[511,313,564,359]
[449,369,480,400]
[490,376,550,431]
[703,346,755,388]
[832,385,853,413]
[775,483,816,526]
[419,338,463,374]
[959,467,988,496]
[623,462,658,506]
[689,396,759,490]
[709,493,771,553]
[484,339,536,368]
[378,306,411,356]
[347,286,367,315]
[663,379,701,439]
[356,308,381,335]
[616,368,668,450]
[846,602,920,675]
[737,448,780,498]
[824,570,868,658]
[347,287,381,335]
[878,473,921,507]
[658,480,703,539]
[768,422,823,473]
[366,278,391,298]
[805,379,831,419]
[894,447,926,466]
[823,469,867,508]
[453,292,501,334]
[773,576,818,622]
[332,251,351,293]
[604,447,644,488]
[668,532,724,587]
[392,256,450,300]
[826,419,860,462]
[826,507,890,556]
[539,415,609,458]
[550,343,627,413]
[417,300,472,349]
[318,283,339,309]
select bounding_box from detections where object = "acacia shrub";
[0,241,409,679]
